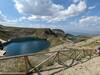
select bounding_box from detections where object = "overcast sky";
[0,0,100,34]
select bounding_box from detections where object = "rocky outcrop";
[52,29,65,37]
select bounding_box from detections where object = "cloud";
[14,0,87,22]
[74,16,100,32]
[64,16,100,35]
[14,0,64,16]
[73,0,81,3]
[0,11,20,24]
[79,16,100,25]
[88,5,96,10]
[50,0,87,22]
[0,11,8,22]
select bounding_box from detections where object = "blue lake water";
[3,37,50,56]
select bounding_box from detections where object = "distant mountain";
[68,31,100,36]
[65,33,91,43]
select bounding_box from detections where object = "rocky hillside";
[0,25,71,46]
[0,25,66,39]
[0,25,92,46]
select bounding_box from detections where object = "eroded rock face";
[52,29,65,37]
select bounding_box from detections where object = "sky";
[0,0,100,35]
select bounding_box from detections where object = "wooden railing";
[0,48,97,75]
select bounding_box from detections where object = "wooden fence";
[0,48,97,75]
